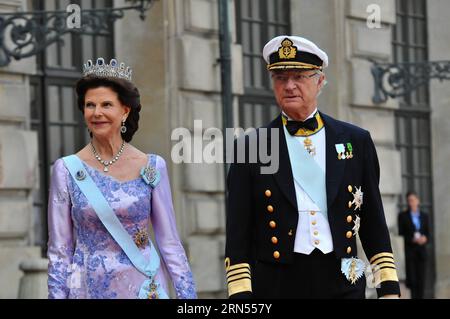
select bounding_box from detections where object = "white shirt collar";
[282,108,318,121]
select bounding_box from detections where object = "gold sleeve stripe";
[370,257,395,266]
[369,252,394,264]
[374,267,399,283]
[226,263,251,272]
[226,268,251,279]
[226,265,250,275]
[227,268,250,278]
[370,255,394,265]
[371,258,396,265]
[227,273,252,283]
[373,264,397,270]
[377,266,398,272]
[373,261,396,269]
[228,278,252,296]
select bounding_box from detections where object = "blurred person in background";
[398,191,430,299]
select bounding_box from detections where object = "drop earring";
[121,120,127,134]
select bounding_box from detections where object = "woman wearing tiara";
[47,58,197,299]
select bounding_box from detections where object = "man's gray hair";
[316,70,327,97]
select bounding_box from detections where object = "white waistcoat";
[283,110,334,255]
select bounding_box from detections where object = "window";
[236,0,291,129]
[30,0,115,251]
[393,0,435,297]
[393,0,432,215]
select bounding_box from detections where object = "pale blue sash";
[283,125,328,218]
[63,155,168,299]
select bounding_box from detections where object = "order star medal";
[341,257,366,285]
[349,259,358,284]
[351,186,364,211]
[303,137,316,156]
[353,214,361,236]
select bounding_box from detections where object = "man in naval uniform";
[224,35,400,299]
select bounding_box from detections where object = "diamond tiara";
[82,58,133,81]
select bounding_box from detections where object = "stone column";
[427,0,450,299]
[0,0,41,299]
[18,258,48,299]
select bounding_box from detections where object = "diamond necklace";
[90,140,125,172]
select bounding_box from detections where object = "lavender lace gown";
[47,154,197,299]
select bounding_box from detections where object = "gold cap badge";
[278,38,297,59]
